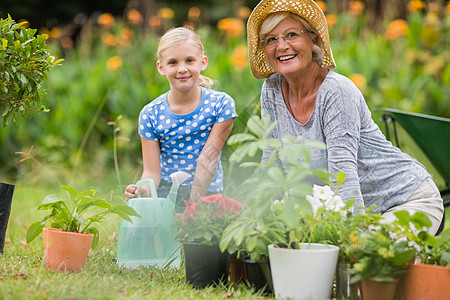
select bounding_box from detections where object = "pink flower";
[182,200,198,223]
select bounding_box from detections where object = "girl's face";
[263,17,315,76]
[157,41,208,93]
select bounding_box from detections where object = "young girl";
[124,27,237,211]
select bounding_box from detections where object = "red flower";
[182,200,198,223]
[200,194,223,204]
[218,197,242,217]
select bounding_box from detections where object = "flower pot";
[400,264,450,300]
[268,243,339,300]
[0,182,14,254]
[229,257,247,283]
[360,278,400,300]
[182,242,230,289]
[43,228,94,273]
[244,257,273,295]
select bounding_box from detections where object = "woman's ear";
[201,55,208,71]
[156,60,165,76]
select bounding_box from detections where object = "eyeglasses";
[261,30,310,48]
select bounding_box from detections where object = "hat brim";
[247,0,336,79]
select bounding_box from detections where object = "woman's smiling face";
[263,16,315,76]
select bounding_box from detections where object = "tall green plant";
[0,15,63,127]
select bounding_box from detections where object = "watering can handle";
[135,179,158,200]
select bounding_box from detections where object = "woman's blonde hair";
[157,27,215,89]
[259,12,324,67]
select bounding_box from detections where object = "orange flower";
[407,0,426,12]
[149,16,161,28]
[188,7,201,21]
[385,19,409,40]
[326,14,338,27]
[61,37,73,49]
[98,13,115,27]
[230,45,248,71]
[316,1,327,13]
[349,1,365,16]
[127,8,143,25]
[120,28,133,41]
[158,8,175,19]
[107,56,123,71]
[217,18,245,37]
[350,236,357,243]
[49,27,61,39]
[350,74,367,90]
[237,6,251,19]
[102,33,118,47]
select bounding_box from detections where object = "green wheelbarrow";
[381,108,450,234]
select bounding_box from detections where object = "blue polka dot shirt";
[139,86,238,192]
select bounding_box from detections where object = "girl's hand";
[124,184,139,202]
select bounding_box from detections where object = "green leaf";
[247,115,264,137]
[40,194,62,205]
[25,221,45,243]
[60,185,78,196]
[336,172,346,186]
[227,133,256,145]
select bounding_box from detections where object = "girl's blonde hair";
[259,12,324,67]
[157,27,215,89]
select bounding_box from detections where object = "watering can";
[116,171,191,269]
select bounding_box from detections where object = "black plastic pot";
[182,242,230,289]
[244,257,273,295]
[0,182,14,254]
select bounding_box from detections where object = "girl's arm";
[189,118,234,202]
[124,137,161,201]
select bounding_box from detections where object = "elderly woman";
[247,0,444,234]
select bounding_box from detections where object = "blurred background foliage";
[0,0,449,194]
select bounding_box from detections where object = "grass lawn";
[0,182,271,299]
[1,164,449,299]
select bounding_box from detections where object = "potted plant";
[395,211,450,300]
[0,15,62,254]
[223,115,353,299]
[26,185,139,273]
[344,211,418,300]
[175,193,241,289]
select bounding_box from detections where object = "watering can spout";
[156,171,191,226]
[167,171,192,204]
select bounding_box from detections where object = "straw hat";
[247,0,336,79]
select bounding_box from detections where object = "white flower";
[324,195,346,214]
[306,194,323,215]
[312,184,334,201]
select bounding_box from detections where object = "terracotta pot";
[43,228,94,273]
[401,264,450,300]
[360,278,400,300]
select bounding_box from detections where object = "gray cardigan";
[260,71,430,213]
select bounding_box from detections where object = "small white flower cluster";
[306,185,349,216]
